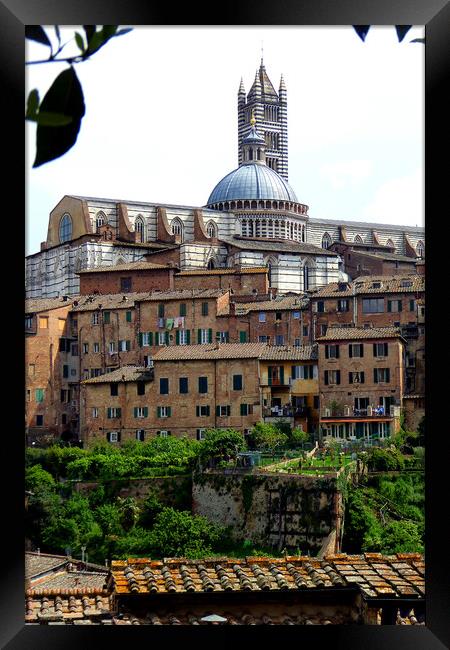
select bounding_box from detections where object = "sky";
[25,26,424,255]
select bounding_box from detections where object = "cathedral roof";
[206,163,298,205]
[248,60,279,101]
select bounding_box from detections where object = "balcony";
[263,406,309,419]
[401,324,419,339]
[321,406,393,419]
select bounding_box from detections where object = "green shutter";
[336,371,340,385]
[157,406,161,418]
[167,406,171,417]
[239,330,247,343]
[208,329,212,343]
[133,407,137,417]
[398,301,402,312]
[324,371,328,385]
[186,330,191,344]
[205,406,210,416]
[138,333,143,347]
[268,366,273,386]
[386,369,390,383]
[117,408,121,417]
[216,405,220,416]
[387,301,392,312]
[107,407,111,418]
[196,405,200,417]
[227,405,231,416]
[198,329,202,344]
[280,366,285,384]
[149,332,153,346]
[126,340,131,351]
[176,330,180,345]
[126,311,132,322]
[240,403,246,416]
[374,369,378,383]
[165,331,169,345]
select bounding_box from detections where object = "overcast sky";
[25,25,424,255]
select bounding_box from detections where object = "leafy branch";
[25,25,133,167]
[353,25,424,44]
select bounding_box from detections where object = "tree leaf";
[25,26,51,47]
[410,38,425,44]
[74,31,85,53]
[102,25,118,39]
[25,89,40,121]
[115,28,133,37]
[33,67,85,168]
[54,25,61,47]
[36,112,73,126]
[395,25,412,42]
[353,25,371,42]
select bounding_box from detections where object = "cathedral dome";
[206,163,298,206]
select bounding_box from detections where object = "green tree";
[199,429,246,466]
[289,427,309,448]
[148,508,224,558]
[116,496,141,532]
[248,422,288,456]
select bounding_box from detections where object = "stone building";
[317,327,406,441]
[25,61,424,300]
[25,297,80,445]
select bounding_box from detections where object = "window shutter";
[336,346,340,359]
[374,369,378,383]
[336,370,341,385]
[106,432,111,442]
[126,340,131,351]
[280,366,285,384]
[144,407,148,418]
[398,301,402,312]
[240,404,245,416]
[349,344,353,358]
[157,406,161,418]
[349,372,353,384]
[387,300,392,312]
[361,371,365,384]
[208,329,213,343]
[149,332,153,346]
[291,366,296,379]
[117,431,121,442]
[324,371,329,385]
[186,330,191,344]
[373,343,377,357]
[117,408,121,417]
[227,405,231,416]
[205,406,210,416]
[138,333,143,347]
[133,407,137,418]
[309,365,314,379]
[107,407,111,418]
[175,330,180,345]
[165,331,169,345]
[196,405,200,417]
[268,366,272,386]
[249,405,253,415]
[359,343,364,357]
[198,329,202,344]
[167,407,171,417]
[216,405,220,417]
[384,342,388,356]
[325,345,329,359]
[386,369,390,383]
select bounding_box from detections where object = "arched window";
[135,217,145,243]
[206,221,217,239]
[59,213,72,243]
[322,232,332,249]
[354,235,363,244]
[96,212,107,231]
[171,219,184,242]
[303,263,310,291]
[207,259,215,270]
[416,240,425,257]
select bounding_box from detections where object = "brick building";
[25,297,80,445]
[78,261,177,295]
[317,327,406,441]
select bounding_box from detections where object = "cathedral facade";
[26,60,424,299]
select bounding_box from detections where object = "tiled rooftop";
[77,261,173,274]
[317,326,402,342]
[110,553,424,599]
[312,275,424,299]
[152,342,267,362]
[176,267,268,276]
[25,297,79,314]
[71,289,226,312]
[82,366,153,384]
[259,345,318,361]
[26,552,68,579]
[235,296,308,314]
[221,236,339,257]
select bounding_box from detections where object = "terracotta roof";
[352,275,424,294]
[220,236,339,257]
[311,283,354,299]
[70,293,150,312]
[235,296,308,314]
[317,326,402,341]
[28,571,109,592]
[113,610,354,625]
[137,289,226,302]
[175,267,268,276]
[77,261,174,274]
[25,297,78,314]
[82,366,153,385]
[110,553,424,599]
[259,345,318,361]
[26,553,68,579]
[353,250,417,263]
[25,593,112,625]
[153,342,267,361]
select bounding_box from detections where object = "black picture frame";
[3,0,449,647]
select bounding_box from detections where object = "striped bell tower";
[237,58,288,180]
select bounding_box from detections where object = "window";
[136,429,145,442]
[216,405,231,417]
[293,311,300,319]
[374,368,390,383]
[292,365,314,380]
[59,338,69,352]
[60,389,69,403]
[140,332,153,347]
[198,376,208,393]
[25,315,33,329]
[349,371,365,384]
[93,342,100,353]
[179,377,189,394]
[110,383,118,396]
[134,407,149,418]
[362,298,384,313]
[119,340,131,352]
[349,343,364,358]
[109,341,116,354]
[322,232,332,249]
[35,388,44,403]
[259,312,266,323]
[294,338,301,346]
[171,219,183,237]
[90,368,102,378]
[28,364,35,377]
[137,382,145,396]
[320,324,328,336]
[207,221,217,238]
[157,430,170,437]
[216,331,229,343]
[179,303,187,317]
[157,406,171,418]
[91,312,100,325]
[59,213,72,243]
[275,334,284,345]
[135,217,145,242]
[303,325,309,337]
[61,414,67,425]
[103,311,110,324]
[239,331,248,343]
[198,329,213,344]
[325,344,340,359]
[324,370,340,385]
[313,396,320,410]
[157,331,168,346]
[107,431,120,443]
[71,343,79,356]
[387,299,402,313]
[240,404,253,416]
[107,407,121,418]
[39,316,48,329]
[83,342,89,354]
[158,304,165,318]
[259,335,270,343]
[196,428,206,440]
[373,342,389,357]
[416,241,424,257]
[96,213,105,230]
[92,407,99,418]
[317,301,325,313]
[337,299,349,312]
[201,302,209,316]
[275,312,282,321]
[160,378,169,394]
[62,365,69,378]
[143,355,153,368]
[126,311,132,322]
[409,300,415,311]
[36,415,44,426]
[196,405,210,417]
[177,329,190,345]
[26,389,31,402]
[233,374,243,390]
[120,277,132,293]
